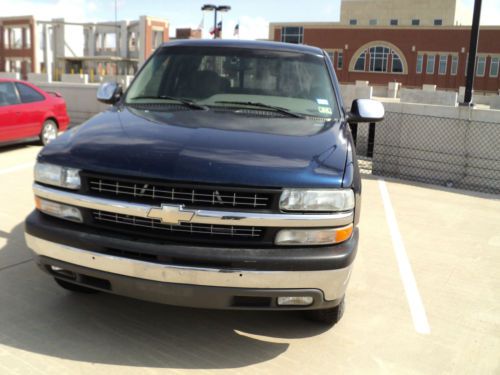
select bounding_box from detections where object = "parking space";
[0,145,499,374]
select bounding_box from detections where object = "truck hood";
[39,106,350,188]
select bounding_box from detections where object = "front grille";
[85,176,275,210]
[92,210,263,239]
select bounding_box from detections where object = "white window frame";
[426,55,435,74]
[476,56,486,77]
[438,55,448,75]
[450,55,458,76]
[489,57,499,77]
[416,55,424,74]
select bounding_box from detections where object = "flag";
[210,21,222,37]
[233,22,240,36]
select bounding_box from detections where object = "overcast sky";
[0,0,499,40]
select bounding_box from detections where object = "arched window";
[354,50,366,71]
[351,43,407,74]
[392,52,403,73]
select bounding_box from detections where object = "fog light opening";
[49,265,76,280]
[277,296,314,307]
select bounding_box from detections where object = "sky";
[0,0,499,40]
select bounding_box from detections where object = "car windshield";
[125,45,339,119]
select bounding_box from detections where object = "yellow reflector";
[335,224,353,243]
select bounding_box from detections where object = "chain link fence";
[353,112,500,195]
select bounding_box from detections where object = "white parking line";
[0,162,34,176]
[378,179,431,334]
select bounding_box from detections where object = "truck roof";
[160,39,325,57]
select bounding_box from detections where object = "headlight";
[34,162,81,189]
[275,224,353,246]
[279,189,354,212]
[35,197,83,223]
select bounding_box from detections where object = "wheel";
[54,278,99,294]
[40,120,58,145]
[304,297,345,325]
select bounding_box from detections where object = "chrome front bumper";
[26,233,353,301]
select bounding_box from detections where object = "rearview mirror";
[97,81,122,104]
[347,99,385,123]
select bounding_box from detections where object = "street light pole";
[201,4,231,39]
[463,0,482,106]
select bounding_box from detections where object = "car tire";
[304,297,345,325]
[40,120,58,145]
[54,278,99,294]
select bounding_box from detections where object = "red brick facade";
[0,16,36,79]
[272,25,500,92]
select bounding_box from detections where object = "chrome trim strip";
[26,233,352,300]
[33,183,354,228]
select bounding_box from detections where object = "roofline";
[269,22,500,31]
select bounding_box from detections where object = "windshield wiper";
[129,95,208,110]
[214,101,305,118]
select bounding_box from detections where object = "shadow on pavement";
[0,223,331,370]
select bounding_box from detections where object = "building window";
[390,19,398,26]
[392,52,403,73]
[349,19,357,25]
[490,57,499,77]
[434,19,443,26]
[281,26,303,44]
[369,46,390,72]
[354,51,366,71]
[9,27,23,49]
[104,33,117,51]
[412,19,420,26]
[426,55,436,74]
[128,31,137,52]
[451,56,459,75]
[337,51,343,69]
[369,19,377,26]
[416,55,424,74]
[326,51,334,66]
[152,30,164,49]
[438,55,447,75]
[24,28,31,48]
[476,56,486,76]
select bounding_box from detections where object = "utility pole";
[462,0,482,106]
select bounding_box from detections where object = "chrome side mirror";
[347,99,385,123]
[97,81,122,104]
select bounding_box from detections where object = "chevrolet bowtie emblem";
[147,204,195,225]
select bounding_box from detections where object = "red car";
[0,78,70,146]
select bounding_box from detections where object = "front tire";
[54,278,99,294]
[304,297,345,325]
[40,120,58,145]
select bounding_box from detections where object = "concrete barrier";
[61,74,89,84]
[400,88,458,107]
[35,82,109,126]
[388,82,401,98]
[0,72,20,79]
[27,73,49,83]
[99,75,134,88]
[340,84,373,109]
[422,84,437,92]
[490,96,500,110]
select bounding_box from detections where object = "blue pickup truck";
[25,40,384,325]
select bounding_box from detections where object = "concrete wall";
[35,82,109,126]
[0,72,21,79]
[371,100,500,194]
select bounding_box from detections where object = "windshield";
[125,45,339,119]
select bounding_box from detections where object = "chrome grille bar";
[93,210,263,238]
[33,183,354,228]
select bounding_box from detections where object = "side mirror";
[97,81,122,104]
[347,99,385,123]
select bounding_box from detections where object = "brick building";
[0,16,36,79]
[270,0,500,93]
[0,15,169,80]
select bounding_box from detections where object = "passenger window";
[15,83,45,104]
[0,82,20,106]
